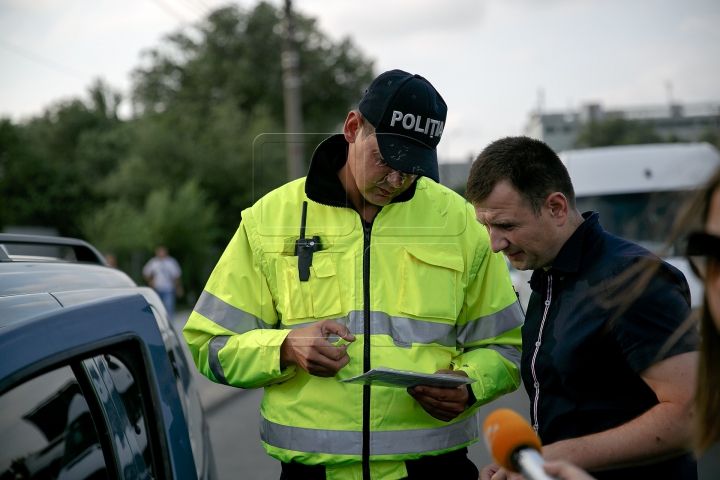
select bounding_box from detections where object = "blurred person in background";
[143,246,182,319]
[467,136,698,480]
[104,252,117,268]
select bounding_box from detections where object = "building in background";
[437,100,720,194]
[525,101,720,153]
[438,156,474,193]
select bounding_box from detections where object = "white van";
[510,142,720,310]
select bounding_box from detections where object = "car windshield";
[575,190,694,254]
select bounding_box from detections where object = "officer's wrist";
[279,332,297,370]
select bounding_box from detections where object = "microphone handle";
[515,448,560,480]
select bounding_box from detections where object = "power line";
[185,0,213,14]
[146,0,191,22]
[193,0,213,10]
[0,37,88,80]
[171,0,208,17]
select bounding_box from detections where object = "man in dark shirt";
[466,136,698,480]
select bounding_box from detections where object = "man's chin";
[364,193,393,206]
[506,254,533,271]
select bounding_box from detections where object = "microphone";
[483,408,559,480]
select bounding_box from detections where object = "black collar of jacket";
[529,211,600,292]
[304,134,417,209]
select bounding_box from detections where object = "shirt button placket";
[531,274,553,434]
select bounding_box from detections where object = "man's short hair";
[359,111,375,139]
[465,136,576,214]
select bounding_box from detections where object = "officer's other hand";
[543,461,596,480]
[280,319,356,377]
[407,369,469,422]
[479,462,525,480]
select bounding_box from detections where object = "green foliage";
[574,117,663,148]
[699,129,719,149]
[0,80,123,237]
[84,181,217,295]
[127,1,373,239]
[132,2,373,133]
[0,2,374,301]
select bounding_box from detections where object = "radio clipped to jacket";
[295,201,321,281]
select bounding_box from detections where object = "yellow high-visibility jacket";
[183,135,523,480]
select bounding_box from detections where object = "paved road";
[173,311,530,479]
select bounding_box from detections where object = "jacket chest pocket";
[398,245,464,321]
[278,253,342,322]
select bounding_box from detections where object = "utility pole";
[281,0,305,181]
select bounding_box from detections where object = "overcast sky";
[1,0,719,161]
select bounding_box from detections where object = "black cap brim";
[375,132,439,183]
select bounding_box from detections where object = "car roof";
[0,233,108,264]
[0,262,136,296]
[0,234,138,329]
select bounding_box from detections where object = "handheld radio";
[295,201,321,281]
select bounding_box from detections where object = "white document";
[340,366,475,389]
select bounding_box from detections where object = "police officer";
[183,70,524,480]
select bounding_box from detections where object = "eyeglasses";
[375,158,418,184]
[686,231,720,280]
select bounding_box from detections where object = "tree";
[0,80,123,237]
[84,180,216,298]
[574,117,663,148]
[132,2,373,132]
[129,1,374,240]
[1,1,374,301]
[699,128,719,149]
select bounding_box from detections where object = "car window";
[0,366,110,480]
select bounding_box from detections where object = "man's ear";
[343,111,362,144]
[545,192,569,225]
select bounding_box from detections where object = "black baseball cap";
[358,70,447,183]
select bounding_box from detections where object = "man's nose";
[488,228,509,254]
[385,171,404,188]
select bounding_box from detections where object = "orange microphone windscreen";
[483,408,543,472]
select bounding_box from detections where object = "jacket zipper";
[362,222,372,480]
[530,274,552,433]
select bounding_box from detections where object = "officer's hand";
[479,462,525,480]
[407,370,469,422]
[280,319,355,377]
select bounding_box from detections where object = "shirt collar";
[529,211,601,291]
[304,134,417,208]
[551,211,599,273]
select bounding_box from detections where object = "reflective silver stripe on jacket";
[465,344,522,372]
[208,335,231,385]
[456,302,524,346]
[282,311,456,347]
[260,414,478,456]
[194,290,275,334]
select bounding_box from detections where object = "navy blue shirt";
[521,212,698,480]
